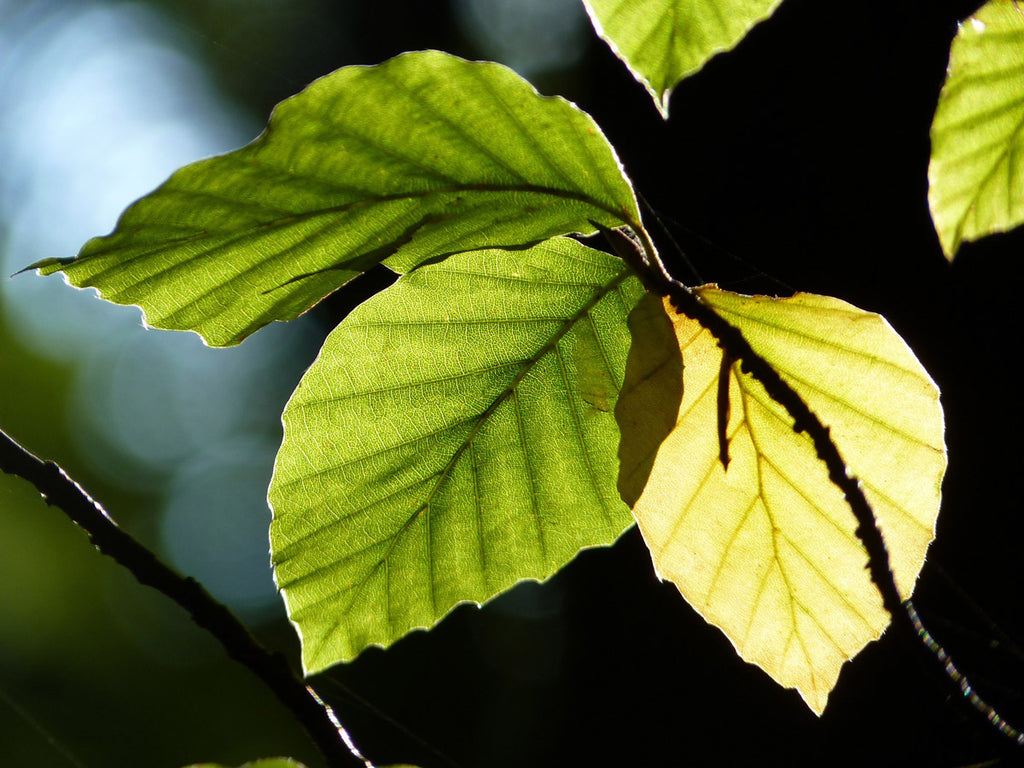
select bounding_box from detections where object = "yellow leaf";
[617,289,946,714]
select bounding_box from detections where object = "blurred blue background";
[0,1,595,765]
[3,1,1024,767]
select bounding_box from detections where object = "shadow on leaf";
[615,292,683,507]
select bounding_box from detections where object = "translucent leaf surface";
[33,51,640,346]
[270,238,642,673]
[617,290,945,714]
[582,0,784,117]
[929,0,1024,258]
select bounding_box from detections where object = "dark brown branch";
[0,428,370,768]
[608,224,1024,748]
[716,348,734,471]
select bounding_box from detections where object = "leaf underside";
[33,51,640,346]
[929,0,1024,258]
[582,0,785,117]
[617,289,945,714]
[270,238,642,674]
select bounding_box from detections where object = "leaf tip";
[16,256,74,277]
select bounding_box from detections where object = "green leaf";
[617,290,945,714]
[33,51,641,346]
[582,0,785,118]
[929,0,1024,259]
[269,238,642,673]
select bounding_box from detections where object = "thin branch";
[0,428,370,768]
[603,223,1024,748]
[931,562,1024,667]
[0,685,89,768]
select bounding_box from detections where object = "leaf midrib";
[288,266,633,655]
[82,183,636,263]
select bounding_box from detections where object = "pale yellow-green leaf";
[618,289,945,714]
[582,0,785,117]
[929,0,1024,258]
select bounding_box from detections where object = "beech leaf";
[617,289,946,714]
[269,238,641,673]
[929,0,1024,258]
[31,51,640,346]
[582,0,785,117]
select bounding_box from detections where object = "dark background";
[2,0,1024,766]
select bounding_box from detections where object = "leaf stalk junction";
[601,221,1024,748]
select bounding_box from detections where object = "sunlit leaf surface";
[617,290,945,713]
[270,238,642,673]
[582,0,784,117]
[929,0,1024,258]
[33,51,640,346]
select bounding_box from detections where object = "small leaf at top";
[269,238,642,673]
[582,0,785,118]
[929,0,1024,259]
[32,50,641,346]
[617,289,945,714]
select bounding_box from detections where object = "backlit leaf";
[929,0,1024,258]
[582,0,785,117]
[32,51,640,346]
[617,289,945,713]
[269,238,642,673]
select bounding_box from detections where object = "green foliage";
[928,0,1024,258]
[269,238,641,672]
[33,51,640,346]
[582,0,785,116]
[12,0,1024,764]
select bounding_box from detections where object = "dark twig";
[716,348,735,471]
[603,223,1024,748]
[931,562,1024,667]
[0,428,370,768]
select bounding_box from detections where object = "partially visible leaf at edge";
[617,290,945,714]
[33,50,641,346]
[582,0,785,118]
[270,238,642,673]
[929,0,1024,258]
